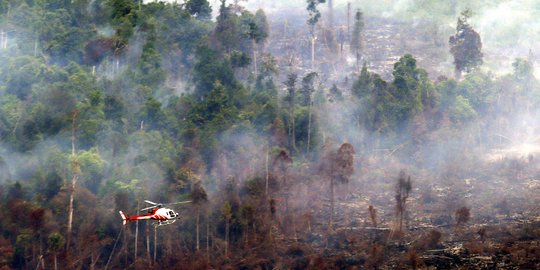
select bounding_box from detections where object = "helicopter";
[119,200,191,226]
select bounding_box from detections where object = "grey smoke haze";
[153,0,539,75]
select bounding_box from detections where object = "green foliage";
[185,0,212,20]
[301,72,318,106]
[193,46,237,100]
[47,232,64,252]
[230,50,251,68]
[450,95,477,123]
[215,2,239,53]
[306,0,326,31]
[0,1,537,268]
[328,84,343,102]
[513,58,534,82]
[390,54,429,125]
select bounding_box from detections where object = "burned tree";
[394,171,412,234]
[334,143,355,192]
[449,9,483,79]
[368,205,377,227]
[320,142,355,227]
[191,181,208,252]
[455,206,470,227]
[220,202,232,258]
[271,150,293,213]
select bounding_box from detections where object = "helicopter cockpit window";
[169,211,174,216]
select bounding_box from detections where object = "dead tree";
[320,142,355,228]
[394,171,412,235]
[191,182,208,252]
[334,143,355,194]
[455,206,470,228]
[221,202,232,257]
[368,205,377,227]
[271,150,293,213]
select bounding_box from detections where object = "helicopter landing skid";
[154,219,176,226]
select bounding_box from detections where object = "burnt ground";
[216,154,540,270]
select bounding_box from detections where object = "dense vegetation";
[0,0,539,269]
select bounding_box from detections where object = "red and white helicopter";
[119,200,191,226]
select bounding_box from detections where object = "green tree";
[306,0,325,70]
[238,9,269,75]
[193,46,236,100]
[214,0,239,53]
[301,72,318,152]
[284,73,298,152]
[48,232,64,270]
[391,54,427,127]
[185,0,212,20]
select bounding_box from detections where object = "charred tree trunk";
[153,226,157,264]
[134,203,139,262]
[196,208,200,252]
[206,219,210,262]
[307,100,313,153]
[224,220,229,257]
[330,176,335,229]
[53,252,58,270]
[265,145,269,195]
[146,224,151,266]
[347,2,351,41]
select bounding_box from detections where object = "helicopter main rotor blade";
[140,206,157,212]
[144,200,158,205]
[165,201,192,205]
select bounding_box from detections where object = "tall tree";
[394,171,412,235]
[191,181,208,252]
[449,9,483,79]
[271,150,293,212]
[239,9,268,75]
[391,54,430,129]
[350,9,364,70]
[220,202,232,257]
[66,110,79,255]
[284,73,298,153]
[321,142,355,228]
[327,0,334,29]
[306,0,326,70]
[48,232,64,270]
[253,9,270,74]
[214,0,239,53]
[301,72,318,153]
